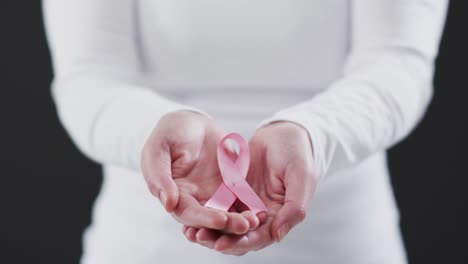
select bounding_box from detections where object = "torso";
[137,0,349,137]
[81,1,407,263]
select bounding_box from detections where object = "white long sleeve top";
[43,1,447,263]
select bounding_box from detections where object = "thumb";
[142,142,179,212]
[271,163,317,242]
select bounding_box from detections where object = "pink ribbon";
[205,133,267,214]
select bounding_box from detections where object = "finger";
[184,226,198,243]
[241,211,259,230]
[143,143,179,212]
[209,203,252,234]
[271,164,317,242]
[195,228,222,249]
[174,193,229,230]
[225,212,250,234]
[256,211,269,225]
[233,199,260,230]
[234,198,268,225]
[215,235,249,256]
[214,218,273,255]
[176,193,254,234]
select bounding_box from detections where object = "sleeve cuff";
[91,87,211,172]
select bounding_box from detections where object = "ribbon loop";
[205,133,267,214]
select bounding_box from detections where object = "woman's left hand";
[183,121,318,255]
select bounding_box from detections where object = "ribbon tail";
[225,180,267,215]
[204,183,237,211]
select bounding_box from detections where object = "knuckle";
[298,209,307,222]
[290,202,307,222]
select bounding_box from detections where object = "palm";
[142,111,258,234]
[170,124,225,218]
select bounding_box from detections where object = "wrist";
[256,117,318,178]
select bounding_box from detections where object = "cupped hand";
[185,121,317,255]
[141,111,259,235]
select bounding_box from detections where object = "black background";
[1,1,467,263]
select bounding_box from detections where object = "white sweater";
[43,0,447,263]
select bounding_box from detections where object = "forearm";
[261,49,434,179]
[260,0,448,180]
[44,0,202,171]
[52,72,195,170]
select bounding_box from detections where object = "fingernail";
[160,191,167,208]
[277,224,289,241]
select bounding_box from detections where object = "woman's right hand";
[141,111,259,235]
